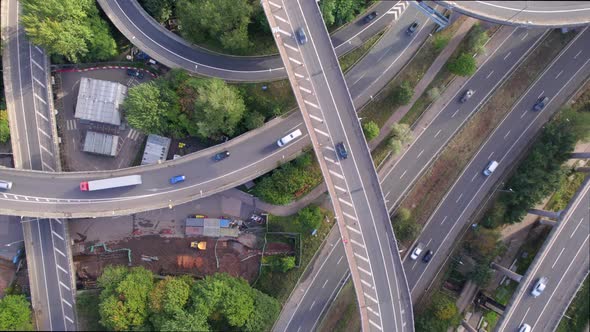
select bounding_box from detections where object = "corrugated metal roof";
[219,219,231,228]
[186,218,204,227]
[185,227,203,236]
[141,134,171,165]
[82,131,118,156]
[75,77,126,125]
[220,228,239,237]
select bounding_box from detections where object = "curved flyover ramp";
[437,1,590,27]
[98,0,402,81]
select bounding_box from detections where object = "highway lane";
[0,5,433,218]
[403,27,590,303]
[275,24,546,332]
[497,177,589,332]
[438,1,590,27]
[98,0,406,81]
[266,0,413,330]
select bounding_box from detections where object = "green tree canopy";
[391,81,414,105]
[265,255,296,273]
[176,0,253,53]
[447,53,477,76]
[0,110,10,143]
[432,292,458,321]
[362,120,380,141]
[320,0,367,27]
[296,205,324,233]
[21,0,117,62]
[465,24,489,55]
[392,208,421,242]
[139,0,174,23]
[0,295,33,331]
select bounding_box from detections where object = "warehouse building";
[82,131,119,157]
[75,77,127,126]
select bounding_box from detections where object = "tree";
[176,0,253,53]
[433,34,450,52]
[266,255,296,273]
[0,295,33,331]
[464,228,501,260]
[296,205,323,233]
[20,0,117,63]
[391,123,413,144]
[391,81,414,105]
[392,208,421,242]
[160,311,209,332]
[244,289,281,332]
[465,24,489,55]
[192,78,246,139]
[432,292,458,321]
[243,111,265,130]
[140,0,174,23]
[0,110,10,143]
[320,0,366,27]
[362,121,380,141]
[447,53,477,76]
[99,267,154,331]
[468,259,493,287]
[387,137,403,156]
[427,87,441,101]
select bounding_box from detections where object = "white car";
[410,243,424,260]
[531,277,548,297]
[518,323,531,332]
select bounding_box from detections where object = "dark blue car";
[170,175,186,184]
[336,142,348,160]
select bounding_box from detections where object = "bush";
[465,24,489,55]
[296,205,323,233]
[390,81,414,106]
[392,208,421,242]
[264,255,296,273]
[391,123,413,144]
[0,295,33,331]
[447,53,477,76]
[468,259,493,287]
[415,292,460,332]
[362,121,380,141]
[433,34,451,52]
[0,110,9,143]
[243,111,266,131]
[427,87,441,101]
[320,0,368,27]
[139,0,174,23]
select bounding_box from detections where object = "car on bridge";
[363,11,378,24]
[336,142,348,160]
[213,151,230,161]
[170,175,186,184]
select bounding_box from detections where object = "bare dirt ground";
[0,258,16,296]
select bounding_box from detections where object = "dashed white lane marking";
[361,278,373,288]
[304,100,319,109]
[358,266,372,276]
[33,77,46,88]
[52,230,64,240]
[41,145,53,156]
[440,216,448,225]
[521,110,528,119]
[552,248,565,269]
[574,50,582,59]
[62,298,72,307]
[488,151,494,159]
[59,281,70,291]
[338,198,354,207]
[521,32,529,40]
[434,129,442,138]
[274,14,288,23]
[504,130,511,140]
[486,70,494,79]
[367,306,380,317]
[309,114,323,122]
[34,93,47,104]
[350,239,365,249]
[555,70,563,79]
[309,300,315,311]
[503,51,512,60]
[343,212,357,221]
[364,292,379,304]
[299,86,312,94]
[337,255,344,265]
[369,319,383,331]
[400,170,407,179]
[289,57,302,65]
[314,127,329,137]
[416,149,424,159]
[335,185,347,192]
[56,264,68,274]
[322,279,329,288]
[570,218,584,238]
[329,169,344,179]
[354,252,369,262]
[31,58,43,70]
[451,109,460,118]
[456,193,464,203]
[471,173,478,182]
[54,247,66,257]
[347,225,361,235]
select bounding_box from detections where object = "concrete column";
[491,262,523,282]
[574,167,590,173]
[461,320,478,332]
[528,209,561,220]
[570,152,590,159]
[539,219,558,226]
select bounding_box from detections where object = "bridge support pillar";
[570,152,590,159]
[539,219,558,227]
[528,209,562,220]
[491,262,523,283]
[574,167,590,173]
[461,320,477,332]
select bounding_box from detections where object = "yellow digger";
[190,241,207,250]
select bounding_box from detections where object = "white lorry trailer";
[79,175,142,191]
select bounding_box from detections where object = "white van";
[0,180,13,190]
[277,129,302,147]
[483,160,499,176]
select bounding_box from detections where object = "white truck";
[79,175,142,191]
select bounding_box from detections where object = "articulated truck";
[80,175,142,191]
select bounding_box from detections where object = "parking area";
[54,68,154,171]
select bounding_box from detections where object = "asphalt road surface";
[403,27,590,303]
[265,0,413,330]
[438,1,590,27]
[497,177,590,332]
[98,0,405,81]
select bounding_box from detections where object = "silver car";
[531,277,548,297]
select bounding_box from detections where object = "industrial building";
[74,77,127,126]
[141,134,171,165]
[185,218,239,238]
[82,131,119,157]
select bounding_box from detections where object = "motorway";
[98,0,406,81]
[403,27,590,303]
[264,0,413,330]
[497,176,589,332]
[438,1,590,27]
[1,0,76,330]
[0,4,436,218]
[275,24,548,331]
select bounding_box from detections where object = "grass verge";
[254,207,334,303]
[397,29,576,248]
[76,290,104,331]
[556,276,590,332]
[482,310,500,331]
[317,280,361,332]
[339,31,384,73]
[237,79,296,117]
